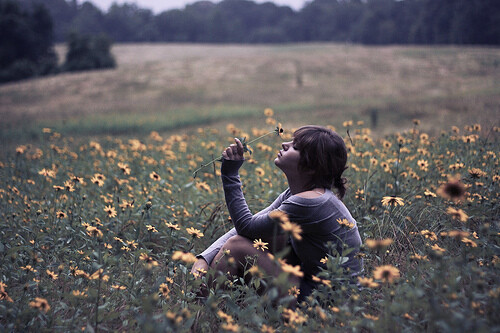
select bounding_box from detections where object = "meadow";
[0,44,499,331]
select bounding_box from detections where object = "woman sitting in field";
[191,125,363,303]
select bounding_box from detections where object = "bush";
[63,32,116,72]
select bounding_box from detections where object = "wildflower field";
[1,110,499,332]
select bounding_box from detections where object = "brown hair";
[293,125,348,199]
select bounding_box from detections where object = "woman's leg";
[209,235,300,295]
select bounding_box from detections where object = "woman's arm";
[196,228,237,265]
[221,159,280,239]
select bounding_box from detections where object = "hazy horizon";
[90,0,308,13]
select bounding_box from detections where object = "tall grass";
[0,113,498,331]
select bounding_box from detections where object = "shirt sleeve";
[221,159,286,240]
[197,228,237,265]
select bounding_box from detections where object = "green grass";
[0,117,498,331]
[1,43,499,147]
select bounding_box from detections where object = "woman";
[191,125,363,303]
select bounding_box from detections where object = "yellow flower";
[337,218,354,229]
[111,284,126,290]
[29,297,50,313]
[56,211,67,219]
[430,244,446,253]
[362,313,379,321]
[255,167,265,177]
[373,265,400,284]
[420,230,437,241]
[281,263,304,278]
[357,276,379,288]
[149,171,161,181]
[441,230,469,240]
[117,162,131,175]
[468,168,486,179]
[46,270,58,280]
[86,226,103,238]
[186,227,204,238]
[365,238,393,250]
[253,239,269,251]
[261,324,275,333]
[280,221,302,241]
[424,189,437,197]
[264,108,274,117]
[461,237,478,247]
[288,286,300,298]
[446,207,468,223]
[104,205,117,218]
[437,176,466,201]
[269,210,289,223]
[381,196,404,207]
[159,283,170,297]
[417,159,429,171]
[172,251,197,264]
[72,290,88,297]
[146,224,158,233]
[165,222,180,231]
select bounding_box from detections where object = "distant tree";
[63,32,115,72]
[0,0,58,83]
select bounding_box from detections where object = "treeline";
[19,0,500,45]
[1,0,115,83]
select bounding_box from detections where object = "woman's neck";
[287,175,315,195]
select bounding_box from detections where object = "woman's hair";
[293,125,348,199]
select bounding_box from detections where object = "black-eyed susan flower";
[280,220,302,241]
[468,168,486,179]
[446,207,468,223]
[146,224,158,233]
[357,276,380,288]
[165,222,180,231]
[281,263,304,278]
[417,159,429,171]
[86,226,103,238]
[337,218,355,229]
[365,238,393,251]
[159,283,170,297]
[91,176,104,187]
[430,244,446,253]
[103,205,117,218]
[46,269,58,280]
[437,176,466,201]
[381,196,404,207]
[149,171,161,181]
[172,251,197,264]
[461,237,478,247]
[29,297,50,313]
[264,108,274,117]
[253,239,269,251]
[255,167,265,177]
[362,313,379,321]
[117,162,131,175]
[186,227,203,238]
[373,265,400,284]
[288,286,300,298]
[56,211,67,219]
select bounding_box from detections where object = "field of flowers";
[0,112,499,332]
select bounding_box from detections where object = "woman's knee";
[223,235,254,259]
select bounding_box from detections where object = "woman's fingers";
[234,138,244,157]
[222,139,244,160]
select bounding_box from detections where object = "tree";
[0,0,58,83]
[63,32,115,72]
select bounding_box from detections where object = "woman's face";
[274,140,301,175]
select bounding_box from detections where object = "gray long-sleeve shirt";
[198,159,363,300]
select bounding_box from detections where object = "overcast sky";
[90,0,309,13]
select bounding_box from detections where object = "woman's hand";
[191,258,209,278]
[222,138,244,161]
